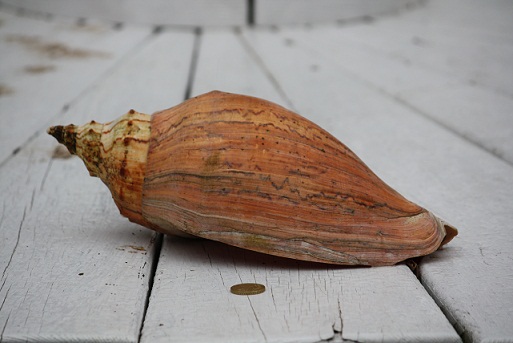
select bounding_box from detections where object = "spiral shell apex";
[48,91,457,266]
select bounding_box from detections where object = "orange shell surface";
[141,91,447,266]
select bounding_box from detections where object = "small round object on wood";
[230,283,266,296]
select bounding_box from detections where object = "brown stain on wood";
[116,245,147,253]
[68,22,108,34]
[0,84,14,97]
[24,64,56,74]
[5,34,110,59]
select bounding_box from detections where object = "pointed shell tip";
[47,124,77,155]
[47,125,64,142]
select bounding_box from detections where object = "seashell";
[48,91,457,266]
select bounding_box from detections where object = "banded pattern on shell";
[48,91,457,266]
[141,91,452,266]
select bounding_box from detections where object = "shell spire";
[48,111,154,229]
[48,91,457,266]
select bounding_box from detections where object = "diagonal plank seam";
[235,28,296,111]
[1,207,26,281]
[137,234,163,343]
[0,310,11,343]
[417,276,468,343]
[391,95,513,168]
[184,27,203,100]
[139,28,202,341]
[281,34,513,168]
[407,262,467,342]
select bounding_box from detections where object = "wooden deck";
[1,1,512,342]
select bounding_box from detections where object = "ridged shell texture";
[48,91,457,266]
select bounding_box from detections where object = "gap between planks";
[137,234,164,343]
[137,26,203,342]
[183,27,203,100]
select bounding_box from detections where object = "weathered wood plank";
[241,24,513,342]
[141,28,460,343]
[1,0,247,26]
[0,10,150,165]
[401,86,513,164]
[254,0,419,25]
[190,29,287,106]
[330,0,513,97]
[145,238,460,343]
[265,4,513,165]
[0,28,195,342]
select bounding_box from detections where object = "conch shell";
[48,91,457,266]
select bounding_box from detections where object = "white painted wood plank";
[0,10,151,165]
[190,29,288,106]
[144,238,460,343]
[241,25,513,342]
[401,86,513,164]
[268,12,513,165]
[255,0,419,25]
[141,28,460,343]
[325,0,513,97]
[0,28,195,342]
[1,0,246,26]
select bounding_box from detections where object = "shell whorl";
[48,110,152,228]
